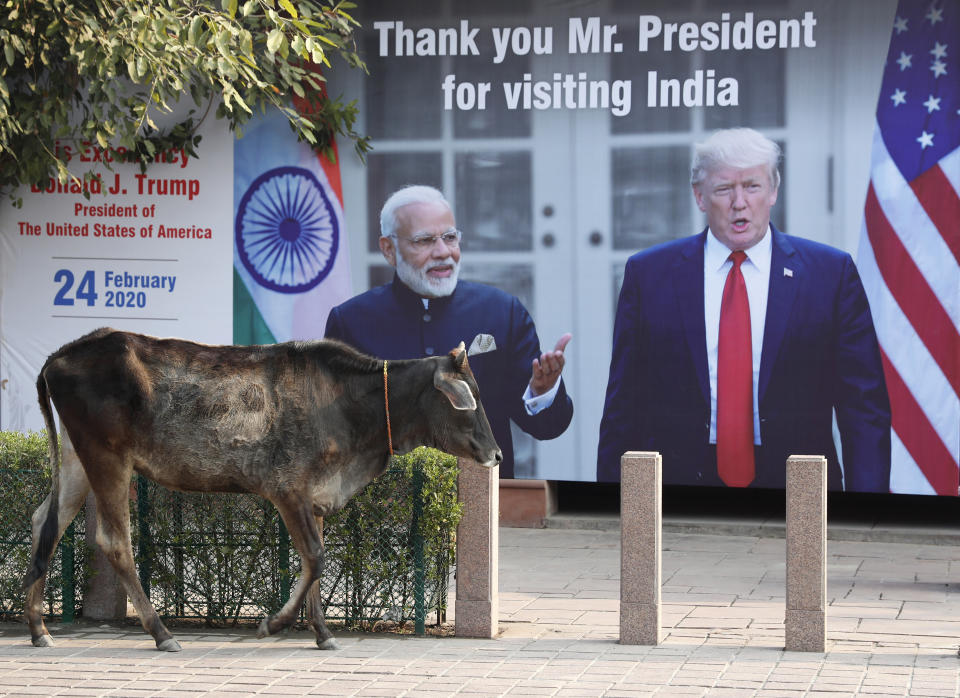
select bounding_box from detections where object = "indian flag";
[233,108,352,344]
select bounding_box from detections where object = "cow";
[23,328,501,652]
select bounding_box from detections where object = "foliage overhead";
[0,0,370,202]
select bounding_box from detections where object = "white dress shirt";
[704,228,772,445]
[522,379,561,415]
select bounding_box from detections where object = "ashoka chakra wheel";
[235,166,339,293]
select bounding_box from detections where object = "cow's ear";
[434,369,477,411]
[450,342,467,372]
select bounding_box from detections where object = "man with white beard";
[325,185,573,479]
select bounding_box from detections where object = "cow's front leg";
[258,501,334,645]
[304,515,338,650]
[305,579,338,650]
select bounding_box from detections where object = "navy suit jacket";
[597,228,891,492]
[325,276,573,478]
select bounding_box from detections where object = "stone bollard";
[59,429,128,620]
[619,451,662,645]
[454,457,499,638]
[785,455,827,652]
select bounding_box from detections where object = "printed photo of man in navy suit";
[325,185,573,479]
[597,128,891,492]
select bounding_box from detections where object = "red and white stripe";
[857,129,960,495]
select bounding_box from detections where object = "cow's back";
[41,329,356,493]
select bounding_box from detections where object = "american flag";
[857,0,960,495]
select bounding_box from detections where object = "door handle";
[588,231,603,246]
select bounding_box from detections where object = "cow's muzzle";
[479,448,503,469]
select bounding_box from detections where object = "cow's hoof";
[157,638,182,652]
[316,637,340,651]
[31,634,54,648]
[256,617,271,639]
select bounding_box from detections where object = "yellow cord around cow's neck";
[383,360,394,456]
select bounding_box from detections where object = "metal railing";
[1,434,458,634]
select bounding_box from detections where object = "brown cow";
[23,328,501,651]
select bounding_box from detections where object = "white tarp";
[0,121,234,432]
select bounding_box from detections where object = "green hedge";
[1,430,461,630]
[321,447,462,627]
[0,430,85,620]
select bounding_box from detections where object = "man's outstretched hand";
[529,333,572,396]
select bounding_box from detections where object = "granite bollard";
[454,457,499,638]
[785,454,827,652]
[619,451,662,645]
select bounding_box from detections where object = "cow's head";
[430,343,502,468]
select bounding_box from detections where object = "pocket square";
[468,333,497,356]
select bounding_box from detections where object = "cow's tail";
[22,370,62,591]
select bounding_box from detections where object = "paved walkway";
[1,526,959,696]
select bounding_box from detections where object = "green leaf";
[217,56,236,80]
[266,29,283,54]
[188,16,203,45]
[215,28,231,57]
[231,90,251,114]
[278,0,298,19]
[221,83,234,110]
[239,29,253,57]
[1,0,367,203]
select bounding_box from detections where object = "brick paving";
[1,527,959,696]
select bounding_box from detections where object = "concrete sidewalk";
[2,526,959,696]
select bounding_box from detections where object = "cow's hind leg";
[24,457,90,647]
[304,515,338,650]
[90,473,180,651]
[258,503,337,648]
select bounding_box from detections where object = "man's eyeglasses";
[393,229,462,250]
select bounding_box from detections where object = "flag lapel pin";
[783,268,794,278]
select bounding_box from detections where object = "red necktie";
[717,250,755,487]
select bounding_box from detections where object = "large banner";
[0,111,352,432]
[0,121,234,431]
[1,1,956,495]
[325,0,959,492]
